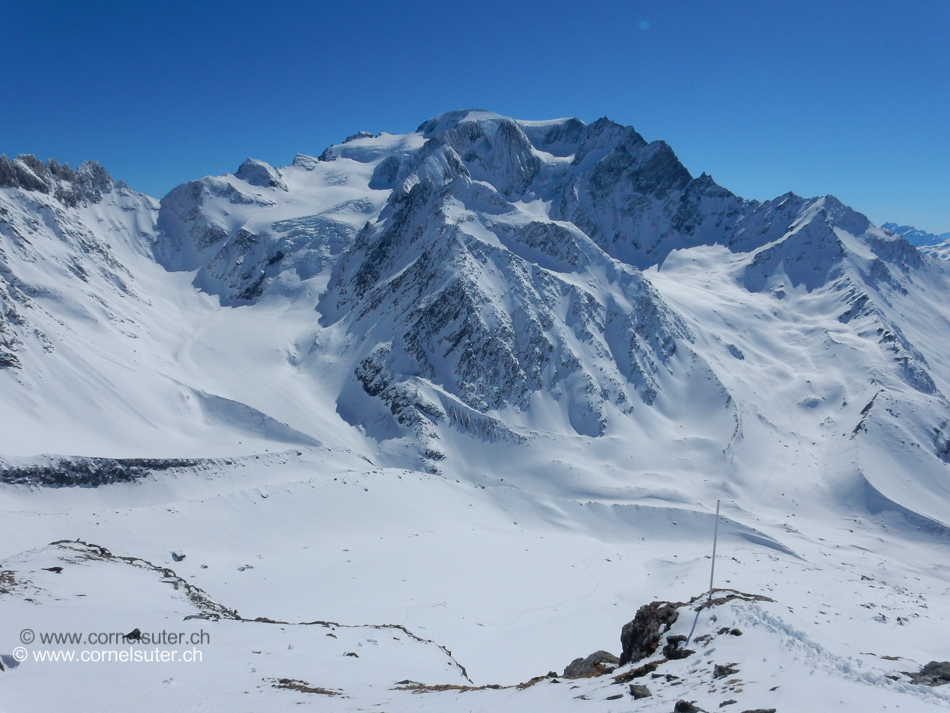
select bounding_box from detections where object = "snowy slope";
[2,112,950,711]
[0,155,378,459]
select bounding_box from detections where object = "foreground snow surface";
[2,453,950,711]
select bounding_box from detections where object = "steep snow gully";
[2,110,950,711]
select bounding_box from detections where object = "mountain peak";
[235,158,287,191]
[0,154,114,206]
[416,109,511,136]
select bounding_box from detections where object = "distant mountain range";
[3,110,950,486]
[4,110,950,709]
[882,222,950,247]
[883,222,950,260]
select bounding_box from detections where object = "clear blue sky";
[1,0,947,233]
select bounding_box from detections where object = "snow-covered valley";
[2,111,950,712]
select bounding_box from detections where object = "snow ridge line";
[48,539,472,683]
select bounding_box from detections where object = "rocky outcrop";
[0,155,114,206]
[0,457,202,487]
[562,650,619,678]
[619,600,684,666]
[904,660,950,686]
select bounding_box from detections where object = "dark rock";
[674,701,708,713]
[0,350,20,369]
[904,660,950,686]
[606,693,624,700]
[344,651,359,657]
[713,663,739,679]
[719,701,737,708]
[125,628,142,641]
[171,552,185,562]
[0,457,202,488]
[41,566,63,573]
[0,653,21,670]
[717,626,743,636]
[663,635,695,660]
[614,660,660,683]
[620,600,684,665]
[629,683,652,699]
[0,155,113,204]
[563,650,619,678]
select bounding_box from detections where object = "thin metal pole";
[708,499,721,602]
[686,499,722,646]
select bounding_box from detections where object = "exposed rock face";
[562,650,619,678]
[317,119,700,464]
[0,457,201,487]
[0,155,115,206]
[0,159,155,372]
[905,660,950,686]
[619,600,684,666]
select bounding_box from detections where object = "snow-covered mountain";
[882,221,950,247]
[3,111,950,712]
[883,222,950,261]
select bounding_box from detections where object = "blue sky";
[1,0,947,232]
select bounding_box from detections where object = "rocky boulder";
[619,599,684,666]
[905,660,950,686]
[562,650,620,678]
